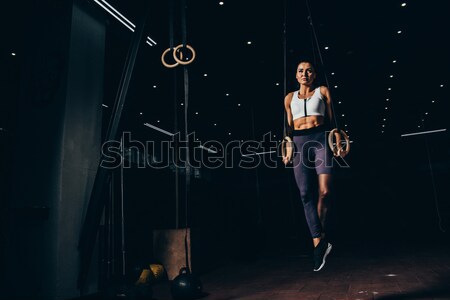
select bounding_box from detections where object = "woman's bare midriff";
[294,116,324,130]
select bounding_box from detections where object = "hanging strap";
[180,0,191,273]
[282,0,293,138]
[305,0,340,131]
[169,0,175,49]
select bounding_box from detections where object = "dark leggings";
[292,126,333,238]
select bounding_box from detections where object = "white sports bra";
[290,87,326,120]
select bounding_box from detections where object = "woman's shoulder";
[284,91,295,106]
[285,91,296,99]
[319,85,329,92]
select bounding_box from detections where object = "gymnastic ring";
[328,128,350,156]
[281,136,294,163]
[172,44,196,65]
[161,47,180,68]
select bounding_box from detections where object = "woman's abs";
[294,115,324,130]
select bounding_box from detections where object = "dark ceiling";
[2,0,450,161]
[100,0,450,148]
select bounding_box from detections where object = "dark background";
[1,0,449,298]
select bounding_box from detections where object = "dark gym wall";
[2,0,105,299]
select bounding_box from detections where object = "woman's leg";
[318,174,333,238]
[293,136,322,246]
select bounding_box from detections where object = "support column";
[3,0,106,299]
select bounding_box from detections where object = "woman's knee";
[299,189,313,204]
[318,188,330,200]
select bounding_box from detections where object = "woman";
[282,60,345,271]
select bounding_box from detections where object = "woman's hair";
[297,60,317,70]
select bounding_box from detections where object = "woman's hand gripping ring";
[328,128,350,158]
[281,136,294,165]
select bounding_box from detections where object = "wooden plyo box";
[152,228,192,280]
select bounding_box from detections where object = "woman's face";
[296,62,316,86]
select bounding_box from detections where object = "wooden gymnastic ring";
[172,44,196,65]
[328,128,350,156]
[281,136,294,163]
[161,47,180,68]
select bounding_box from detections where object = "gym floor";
[151,238,450,300]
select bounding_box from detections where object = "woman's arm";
[321,86,345,157]
[283,93,294,165]
[284,93,294,129]
[321,86,334,125]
